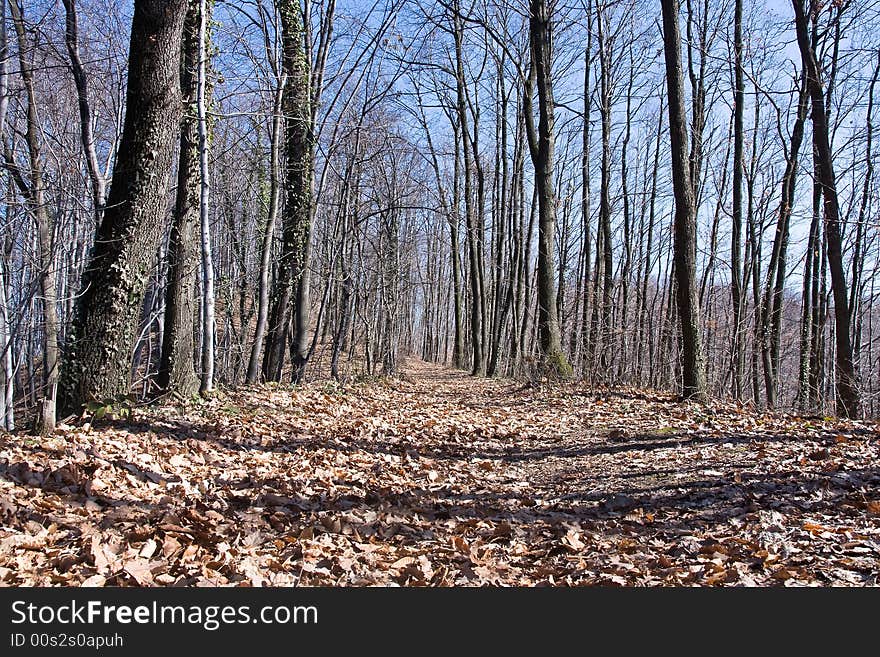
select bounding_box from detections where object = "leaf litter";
[1,360,878,587]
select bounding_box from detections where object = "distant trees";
[0,0,878,426]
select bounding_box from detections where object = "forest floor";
[1,360,879,586]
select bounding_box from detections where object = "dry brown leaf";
[1,360,878,588]
[80,574,106,587]
[124,559,154,586]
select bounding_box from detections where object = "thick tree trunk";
[660,0,707,401]
[263,0,313,384]
[158,0,201,398]
[59,0,187,414]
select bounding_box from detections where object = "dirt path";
[1,360,879,585]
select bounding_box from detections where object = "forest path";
[1,358,878,585]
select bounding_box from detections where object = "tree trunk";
[525,0,569,375]
[618,43,635,383]
[61,0,107,229]
[638,103,663,384]
[246,81,284,384]
[487,53,510,377]
[59,0,188,414]
[8,0,59,432]
[730,0,744,399]
[579,10,593,372]
[848,52,879,371]
[380,208,399,376]
[158,0,201,398]
[661,0,707,401]
[448,128,466,370]
[0,0,13,431]
[792,0,859,417]
[452,5,485,376]
[196,0,214,393]
[263,0,313,384]
[595,1,614,380]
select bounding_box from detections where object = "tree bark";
[263,0,314,384]
[730,0,744,399]
[661,0,707,401]
[60,0,188,413]
[196,0,215,393]
[158,0,201,398]
[525,0,569,375]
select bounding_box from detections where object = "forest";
[0,0,878,587]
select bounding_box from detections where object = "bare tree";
[524,0,569,375]
[660,0,707,401]
[730,0,744,398]
[263,0,334,384]
[6,0,59,432]
[791,0,859,417]
[61,0,107,229]
[197,0,215,393]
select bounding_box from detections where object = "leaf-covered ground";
[2,360,879,586]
